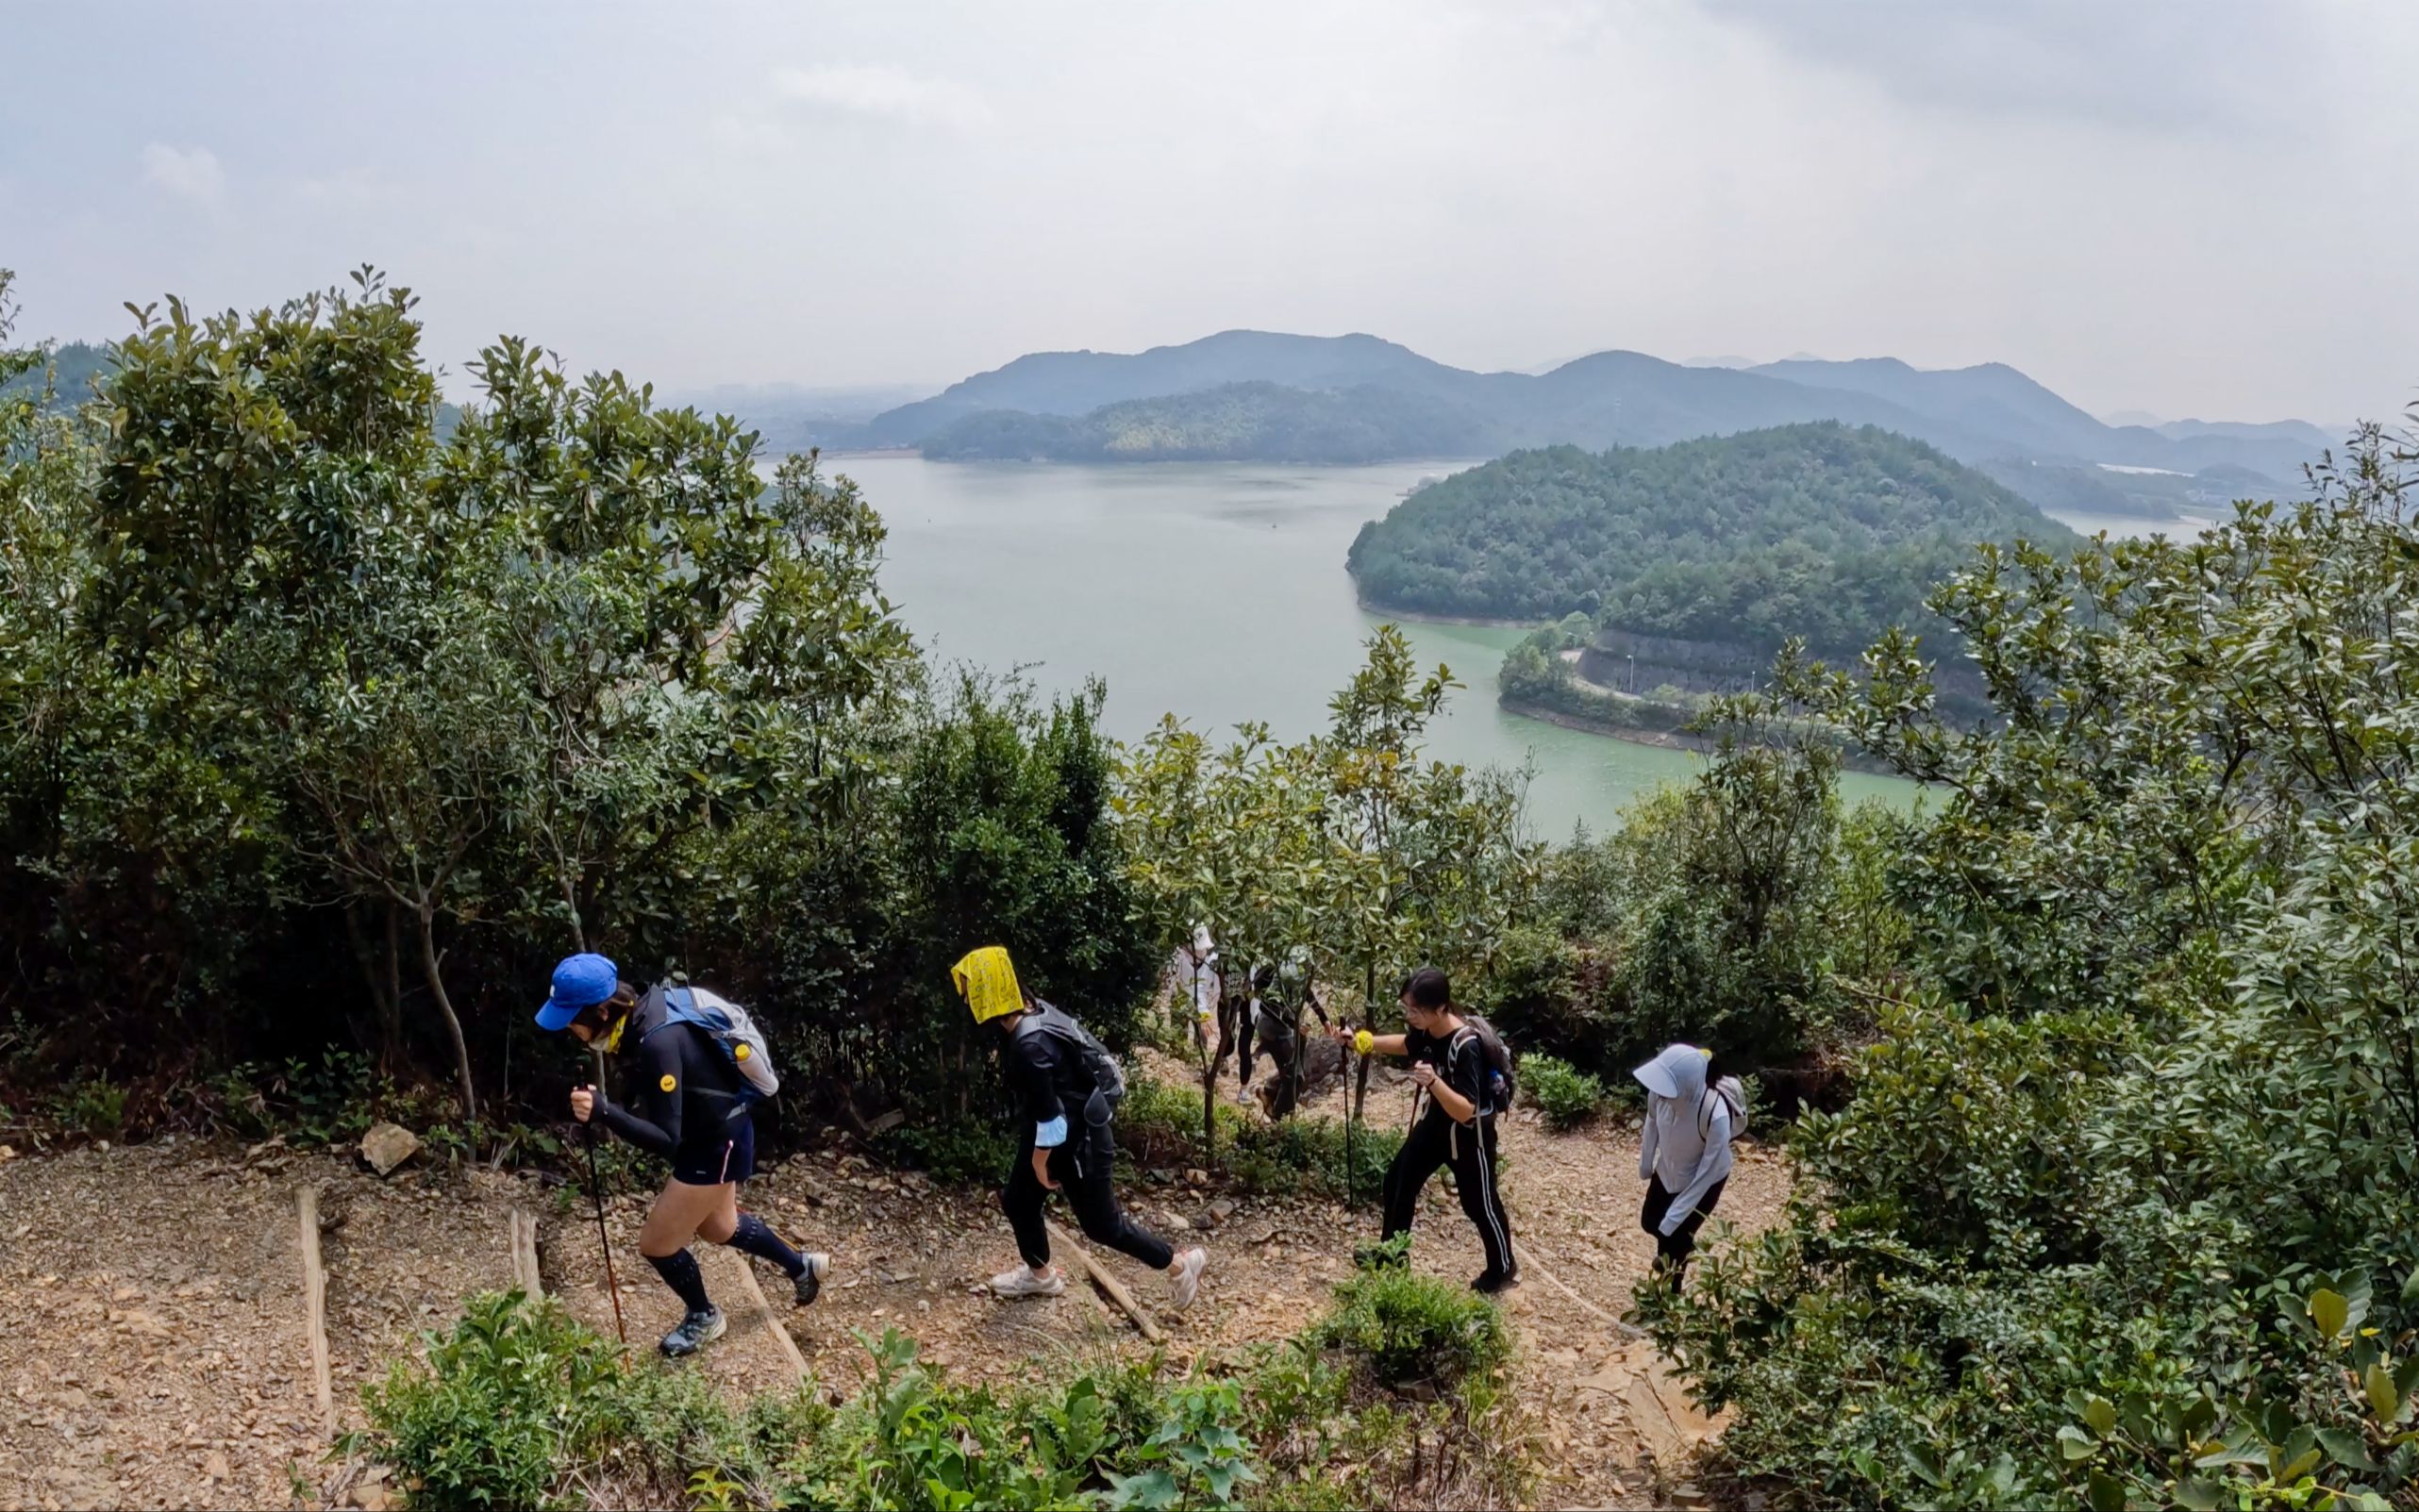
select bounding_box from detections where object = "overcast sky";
[6,0,2414,423]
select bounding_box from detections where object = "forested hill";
[0,341,111,406]
[1347,423,2078,650]
[850,329,2327,496]
[918,380,1496,463]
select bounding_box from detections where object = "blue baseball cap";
[537,953,620,1031]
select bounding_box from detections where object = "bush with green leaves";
[361,1282,1527,1512]
[1517,1052,1607,1130]
[1311,1254,1509,1394]
[1647,425,2419,1509]
[359,1290,755,1508]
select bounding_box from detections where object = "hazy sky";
[6,0,2414,423]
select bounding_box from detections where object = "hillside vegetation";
[1348,424,2076,648]
[852,329,2323,493]
[920,379,1494,463]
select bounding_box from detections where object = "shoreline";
[1498,696,1910,779]
[1353,595,1545,631]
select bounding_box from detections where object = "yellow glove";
[1354,1028,1375,1055]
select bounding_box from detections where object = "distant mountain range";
[800,331,2331,512]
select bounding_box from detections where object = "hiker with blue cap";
[1633,1042,1746,1288]
[538,952,831,1357]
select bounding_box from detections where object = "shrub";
[1519,1053,1607,1130]
[1311,1263,1509,1392]
[359,1290,751,1508]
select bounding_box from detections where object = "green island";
[1344,424,2082,734]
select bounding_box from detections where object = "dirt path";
[0,1079,1783,1511]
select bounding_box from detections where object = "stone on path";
[359,1123,421,1178]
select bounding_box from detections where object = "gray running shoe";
[793,1252,831,1307]
[659,1305,727,1358]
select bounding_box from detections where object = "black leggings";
[1641,1173,1727,1280]
[1002,1130,1174,1272]
[1381,1108,1515,1277]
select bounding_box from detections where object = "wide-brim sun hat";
[537,952,619,1031]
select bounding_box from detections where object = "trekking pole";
[1345,1024,1359,1209]
[580,1064,627,1347]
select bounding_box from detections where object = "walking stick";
[581,1054,627,1347]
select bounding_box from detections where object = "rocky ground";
[0,1067,1783,1511]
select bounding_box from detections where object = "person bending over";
[538,953,830,1357]
[953,945,1209,1308]
[1337,967,1518,1293]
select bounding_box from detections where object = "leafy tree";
[1648,422,2419,1508]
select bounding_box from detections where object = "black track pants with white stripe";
[1380,1107,1515,1277]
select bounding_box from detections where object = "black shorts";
[671,1114,755,1187]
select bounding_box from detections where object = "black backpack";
[1013,1000,1127,1106]
[1450,1016,1516,1114]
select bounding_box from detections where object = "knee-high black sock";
[725,1212,806,1277]
[647,1249,713,1315]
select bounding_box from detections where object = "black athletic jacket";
[595,987,746,1162]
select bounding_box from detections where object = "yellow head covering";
[951,946,1025,1023]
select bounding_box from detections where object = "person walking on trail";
[952,945,1210,1309]
[1335,967,1519,1294]
[1633,1042,1740,1288]
[538,952,831,1358]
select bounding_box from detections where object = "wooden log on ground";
[509,1207,543,1299]
[726,1251,809,1378]
[296,1185,337,1438]
[1045,1219,1165,1343]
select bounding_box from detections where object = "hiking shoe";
[1168,1246,1209,1310]
[792,1252,831,1307]
[659,1305,726,1358]
[991,1264,1066,1299]
[1471,1268,1521,1296]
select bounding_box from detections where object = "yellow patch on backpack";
[659,1073,677,1092]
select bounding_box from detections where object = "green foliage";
[882,1119,1021,1186]
[1115,628,1541,1157]
[1115,1073,1401,1198]
[1351,425,2075,646]
[53,1073,127,1137]
[359,1290,742,1509]
[361,1265,1529,1512]
[1310,1264,1510,1393]
[1518,1053,1607,1130]
[1650,424,2419,1508]
[0,267,1169,1147]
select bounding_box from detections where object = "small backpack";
[645,984,780,1103]
[1698,1075,1747,1143]
[1451,1016,1518,1115]
[1016,1000,1127,1106]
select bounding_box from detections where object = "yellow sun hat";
[951,945,1025,1023]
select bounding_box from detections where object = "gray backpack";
[643,984,780,1103]
[1698,1075,1747,1142]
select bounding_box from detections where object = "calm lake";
[833,456,2166,839]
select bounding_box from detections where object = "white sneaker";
[1168,1246,1209,1310]
[991,1263,1066,1299]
